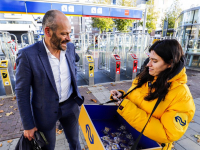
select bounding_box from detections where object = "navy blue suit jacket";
[15,41,83,130]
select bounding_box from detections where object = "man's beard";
[50,32,70,51]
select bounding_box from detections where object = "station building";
[175,6,200,68]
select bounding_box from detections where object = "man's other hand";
[24,127,38,141]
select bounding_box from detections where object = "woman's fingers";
[110,90,122,99]
[110,90,117,94]
[113,95,119,100]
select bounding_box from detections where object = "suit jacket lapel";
[38,41,58,95]
[65,46,78,90]
[65,47,75,76]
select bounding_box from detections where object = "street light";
[142,0,150,34]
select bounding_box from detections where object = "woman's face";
[147,50,171,76]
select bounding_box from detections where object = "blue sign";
[26,2,51,14]
[83,6,109,16]
[110,8,142,19]
[52,4,82,15]
[0,0,26,12]
[132,10,143,19]
[0,0,142,20]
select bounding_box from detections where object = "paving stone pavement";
[0,69,200,150]
[0,126,87,150]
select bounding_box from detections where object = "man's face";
[50,18,71,51]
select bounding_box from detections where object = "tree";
[91,0,114,33]
[113,0,136,32]
[91,0,137,33]
[91,17,114,33]
[100,0,111,5]
[146,0,158,33]
[137,0,158,34]
[162,0,182,29]
[113,19,133,32]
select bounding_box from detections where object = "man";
[15,10,84,150]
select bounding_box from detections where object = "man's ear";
[44,27,51,37]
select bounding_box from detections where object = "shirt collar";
[43,38,51,55]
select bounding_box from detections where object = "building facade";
[0,13,37,43]
[175,6,200,68]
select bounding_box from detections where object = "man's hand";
[24,127,38,141]
[110,90,122,101]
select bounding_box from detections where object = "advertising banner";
[110,8,142,19]
[26,2,51,14]
[52,3,82,15]
[83,5,109,16]
[0,0,26,12]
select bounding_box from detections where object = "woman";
[110,39,195,150]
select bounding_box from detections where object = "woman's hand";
[110,90,122,101]
[117,99,123,106]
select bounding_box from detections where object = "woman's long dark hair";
[136,39,184,101]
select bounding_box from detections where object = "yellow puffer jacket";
[117,67,195,150]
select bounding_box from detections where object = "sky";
[179,0,200,10]
[155,0,200,12]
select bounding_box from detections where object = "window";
[193,9,200,24]
[197,25,200,39]
[190,25,198,39]
[183,11,194,25]
[2,21,33,24]
[0,20,7,24]
[177,14,183,27]
[185,26,192,36]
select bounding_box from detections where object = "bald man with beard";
[15,10,84,150]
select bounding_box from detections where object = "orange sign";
[125,10,129,16]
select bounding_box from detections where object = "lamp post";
[142,0,150,34]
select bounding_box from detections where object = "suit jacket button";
[54,111,57,113]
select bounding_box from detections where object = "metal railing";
[0,31,17,70]
[3,30,198,75]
